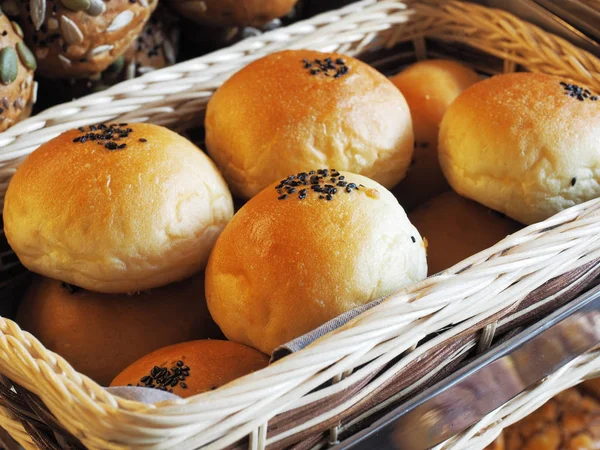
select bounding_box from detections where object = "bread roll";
[0,14,36,132]
[17,274,222,386]
[4,123,234,293]
[206,170,427,354]
[110,340,269,397]
[439,72,600,225]
[409,191,522,275]
[167,0,298,27]
[13,0,157,78]
[205,50,414,199]
[390,60,480,211]
[581,377,600,399]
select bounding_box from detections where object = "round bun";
[409,191,522,275]
[17,274,222,386]
[4,123,234,293]
[205,50,414,199]
[110,340,269,397]
[167,0,298,27]
[439,72,600,225]
[0,15,36,132]
[15,0,157,78]
[206,170,427,354]
[390,60,480,210]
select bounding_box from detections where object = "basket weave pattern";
[0,1,599,449]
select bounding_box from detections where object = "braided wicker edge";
[0,1,598,449]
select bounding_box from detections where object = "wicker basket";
[0,1,599,449]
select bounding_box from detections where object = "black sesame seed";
[411,236,416,243]
[73,137,81,142]
[118,143,127,149]
[105,142,118,150]
[1,31,6,36]
[278,194,288,200]
[139,138,147,142]
[571,177,577,186]
[326,194,333,201]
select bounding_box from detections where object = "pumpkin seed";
[90,44,113,56]
[32,80,38,103]
[125,60,136,79]
[60,0,90,12]
[47,17,58,30]
[16,41,37,70]
[60,15,83,44]
[106,10,133,32]
[86,0,105,16]
[0,47,18,85]
[58,54,71,66]
[30,0,46,31]
[11,21,23,38]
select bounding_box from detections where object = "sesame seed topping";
[302,57,350,79]
[560,82,599,102]
[275,169,364,201]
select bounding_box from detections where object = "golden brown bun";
[15,0,157,78]
[110,340,269,397]
[17,274,222,386]
[439,72,600,225]
[0,16,36,132]
[167,0,298,27]
[409,191,522,275]
[390,60,480,211]
[4,123,234,293]
[205,50,414,199]
[206,170,427,354]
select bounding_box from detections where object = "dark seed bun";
[110,340,269,397]
[390,60,481,211]
[166,0,298,27]
[17,274,222,386]
[0,14,36,131]
[205,170,427,354]
[205,49,414,199]
[4,123,234,293]
[15,0,157,78]
[440,72,600,225]
[409,191,522,276]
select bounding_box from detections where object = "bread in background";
[439,72,600,225]
[205,50,414,199]
[409,191,522,275]
[390,60,480,211]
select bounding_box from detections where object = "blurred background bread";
[205,49,414,199]
[409,191,522,275]
[17,274,222,386]
[206,170,427,354]
[4,123,233,293]
[440,72,600,225]
[390,60,480,211]
[110,340,269,397]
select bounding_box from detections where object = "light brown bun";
[439,72,600,225]
[0,16,36,132]
[206,170,427,354]
[205,50,414,199]
[167,0,298,27]
[390,60,480,211]
[110,340,269,397]
[409,191,522,275]
[17,274,222,386]
[15,0,157,78]
[4,123,234,293]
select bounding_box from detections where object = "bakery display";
[205,170,427,354]
[409,191,522,275]
[3,122,234,293]
[487,387,600,450]
[11,0,157,78]
[390,59,480,211]
[17,274,222,385]
[110,340,269,397]
[0,13,37,132]
[439,72,600,225]
[166,0,299,27]
[205,49,414,199]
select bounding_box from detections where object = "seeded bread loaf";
[167,0,298,27]
[9,0,157,78]
[0,13,37,131]
[206,170,427,354]
[439,72,600,225]
[110,340,269,397]
[205,50,414,199]
[17,274,222,386]
[4,123,234,293]
[390,60,481,211]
